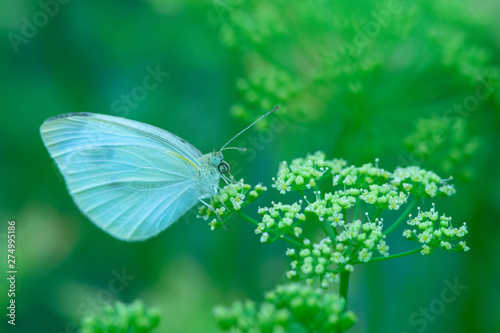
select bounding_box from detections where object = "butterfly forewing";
[41,113,206,241]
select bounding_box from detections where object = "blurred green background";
[1,0,500,332]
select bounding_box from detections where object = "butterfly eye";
[218,161,230,174]
[211,155,221,167]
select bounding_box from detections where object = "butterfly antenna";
[221,147,247,152]
[220,105,280,151]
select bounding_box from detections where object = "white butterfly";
[40,107,278,241]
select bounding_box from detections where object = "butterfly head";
[210,152,230,175]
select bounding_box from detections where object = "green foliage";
[404,116,481,179]
[80,300,160,333]
[211,0,499,170]
[217,0,499,113]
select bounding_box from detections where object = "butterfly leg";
[222,174,245,197]
[221,174,232,185]
[216,192,233,218]
[226,173,239,185]
[198,196,223,222]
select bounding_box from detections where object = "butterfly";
[40,107,278,241]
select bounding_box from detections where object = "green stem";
[288,233,305,247]
[383,196,418,235]
[239,211,260,226]
[316,218,329,237]
[281,235,305,248]
[352,198,360,221]
[336,270,351,333]
[298,190,310,204]
[355,247,422,264]
[326,219,337,242]
[373,208,383,220]
[339,270,350,302]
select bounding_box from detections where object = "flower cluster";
[198,181,267,230]
[80,300,160,333]
[272,151,347,194]
[202,151,469,290]
[213,283,356,333]
[254,151,467,286]
[285,215,389,288]
[272,152,456,201]
[256,201,305,243]
[403,204,469,255]
[391,166,456,198]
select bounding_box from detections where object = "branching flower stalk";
[199,151,469,332]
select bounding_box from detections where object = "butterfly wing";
[41,112,206,241]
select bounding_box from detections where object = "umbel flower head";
[403,203,469,255]
[213,282,356,333]
[80,300,160,333]
[265,152,467,286]
[200,151,469,288]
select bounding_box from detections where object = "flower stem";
[281,235,305,248]
[339,269,350,306]
[317,218,329,238]
[373,207,383,220]
[358,247,422,263]
[353,198,360,221]
[326,219,337,242]
[239,211,260,226]
[336,269,351,333]
[383,195,418,235]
